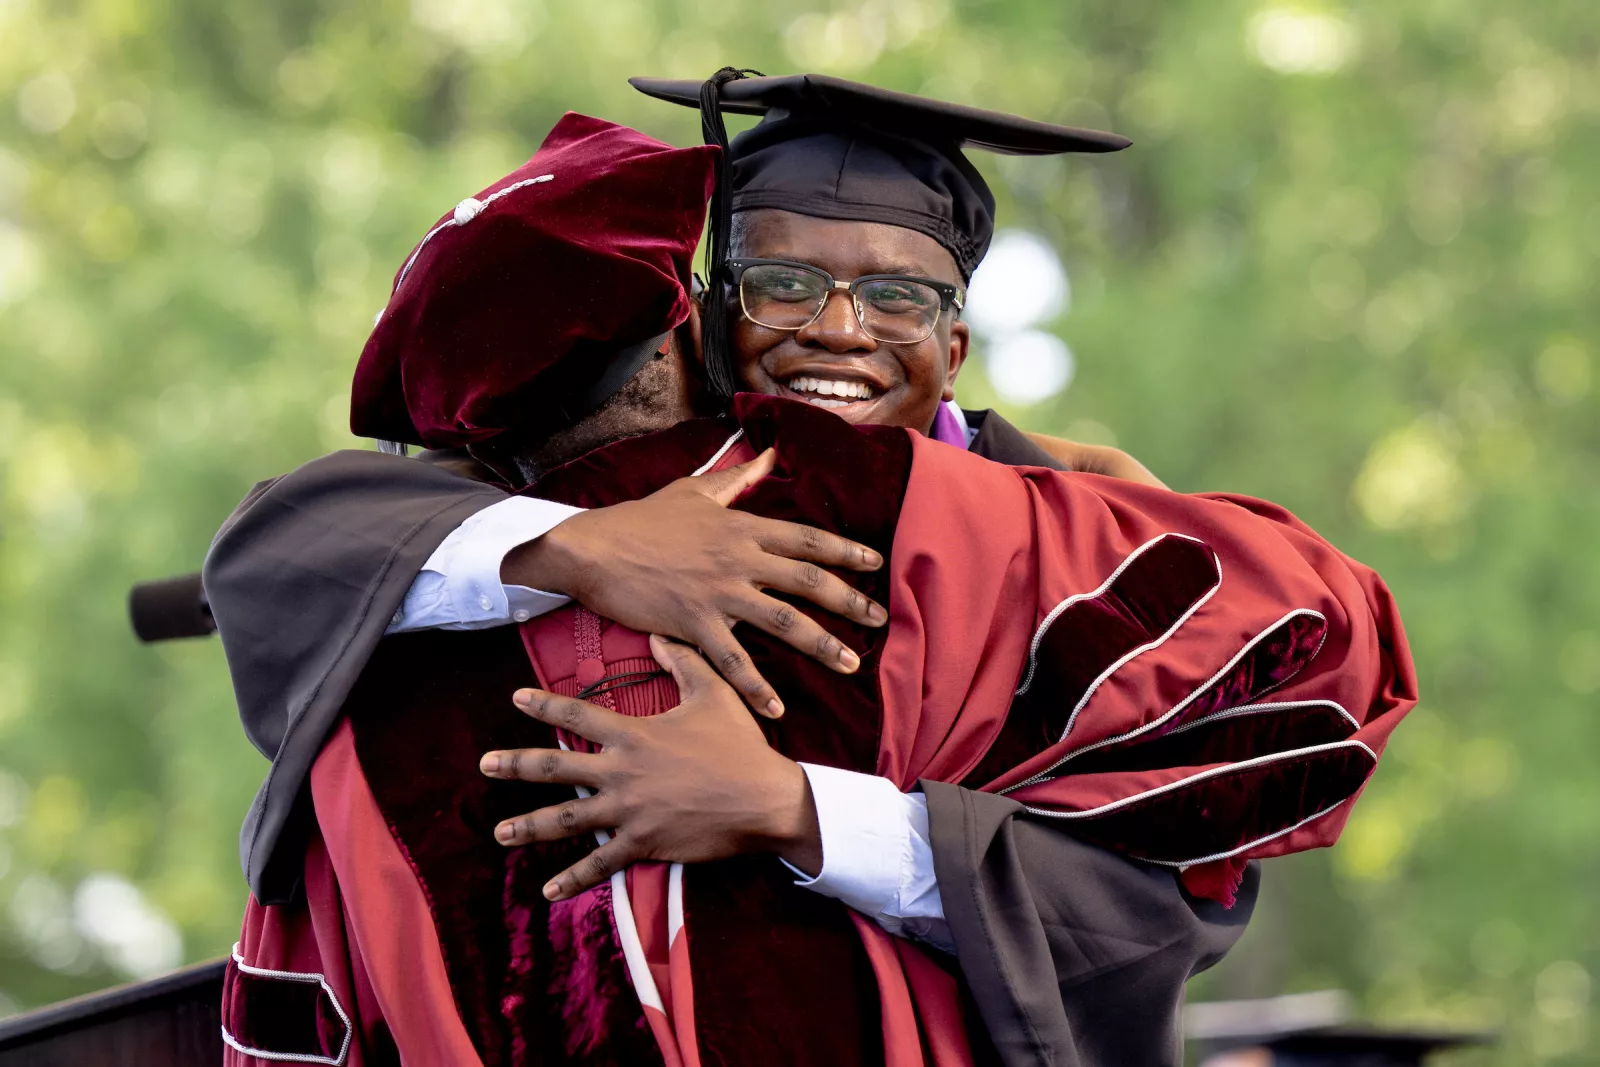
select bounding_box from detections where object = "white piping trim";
[690,429,747,476]
[221,943,353,1065]
[667,862,685,946]
[1016,533,1216,697]
[1003,607,1328,793]
[391,220,453,296]
[1148,798,1356,869]
[478,173,556,209]
[608,868,666,1013]
[382,174,555,311]
[1164,697,1358,739]
[1053,557,1224,741]
[1019,738,1377,822]
[560,741,666,1014]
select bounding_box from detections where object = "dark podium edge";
[0,958,225,1056]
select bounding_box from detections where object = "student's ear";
[678,296,705,369]
[943,318,971,403]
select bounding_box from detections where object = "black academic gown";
[203,408,1255,1067]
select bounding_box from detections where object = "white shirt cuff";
[388,495,581,633]
[784,763,951,953]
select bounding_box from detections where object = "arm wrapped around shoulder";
[203,449,506,902]
[887,436,1418,905]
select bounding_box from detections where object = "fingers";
[492,795,618,847]
[729,591,865,674]
[542,837,634,901]
[751,517,883,573]
[690,447,778,506]
[683,621,785,719]
[511,689,627,746]
[480,746,606,787]
[752,557,886,629]
[649,634,722,700]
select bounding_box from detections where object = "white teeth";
[807,398,849,409]
[787,376,873,400]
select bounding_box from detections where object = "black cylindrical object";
[128,573,215,642]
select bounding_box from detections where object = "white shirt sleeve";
[387,495,583,633]
[783,762,952,954]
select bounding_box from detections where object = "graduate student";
[631,70,1157,477]
[213,71,1165,915]
[214,110,1414,1067]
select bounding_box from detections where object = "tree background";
[0,0,1595,1061]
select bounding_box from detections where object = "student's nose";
[795,289,877,353]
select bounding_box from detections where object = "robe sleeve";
[922,781,1255,1067]
[880,437,1415,879]
[202,448,506,903]
[985,476,1416,890]
[879,434,1413,1066]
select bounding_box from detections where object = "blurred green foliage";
[0,0,1595,1060]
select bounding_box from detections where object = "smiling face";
[729,209,971,434]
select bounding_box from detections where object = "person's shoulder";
[212,449,507,545]
[963,408,1068,470]
[279,447,505,490]
[966,409,1168,487]
[413,447,502,483]
[1022,434,1168,488]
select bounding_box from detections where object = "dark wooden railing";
[0,959,224,1067]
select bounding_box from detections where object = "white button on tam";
[453,197,485,224]
[478,594,493,611]
[512,609,531,623]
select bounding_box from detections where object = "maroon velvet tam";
[350,112,718,448]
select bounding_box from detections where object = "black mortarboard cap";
[630,70,1130,398]
[1187,993,1494,1066]
[1248,1027,1494,1065]
[631,72,1129,281]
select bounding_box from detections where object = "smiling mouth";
[782,375,881,409]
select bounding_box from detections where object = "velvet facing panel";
[220,954,350,1065]
[345,627,664,1066]
[345,400,922,1065]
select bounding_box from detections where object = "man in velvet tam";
[210,101,1415,1066]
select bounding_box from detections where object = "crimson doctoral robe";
[216,396,1413,1066]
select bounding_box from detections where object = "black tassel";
[697,67,760,401]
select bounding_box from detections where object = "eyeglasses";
[727,258,964,345]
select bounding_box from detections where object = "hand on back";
[501,449,886,718]
[479,635,822,900]
[1024,433,1168,488]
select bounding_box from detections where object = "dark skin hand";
[502,447,886,719]
[480,634,822,900]
[490,219,1154,719]
[478,213,1162,876]
[1025,433,1168,488]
